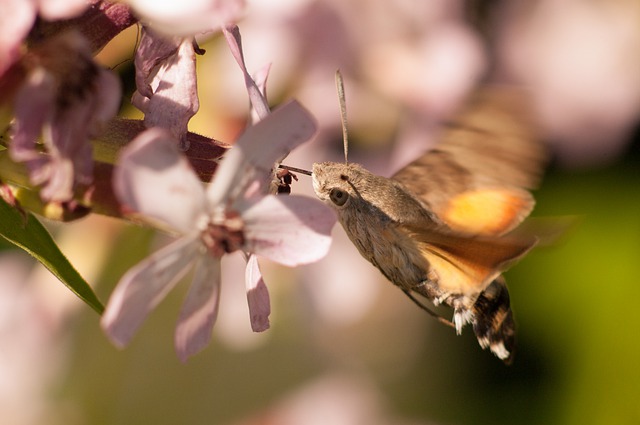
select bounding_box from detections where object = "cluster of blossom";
[0,0,336,361]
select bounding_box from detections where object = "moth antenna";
[335,69,349,164]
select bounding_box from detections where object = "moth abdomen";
[470,276,516,364]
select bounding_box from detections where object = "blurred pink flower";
[101,101,336,361]
[497,0,640,166]
[8,31,121,202]
[125,0,245,36]
[362,21,485,120]
[0,0,91,77]
[132,28,200,144]
[130,24,254,146]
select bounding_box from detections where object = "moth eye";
[329,188,349,206]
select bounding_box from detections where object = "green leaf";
[0,196,104,314]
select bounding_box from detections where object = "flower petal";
[250,63,271,124]
[10,68,55,165]
[44,68,121,199]
[133,28,181,101]
[126,0,245,36]
[10,32,121,201]
[114,128,207,233]
[101,235,200,348]
[10,68,78,201]
[223,24,270,120]
[133,29,199,143]
[92,68,123,131]
[245,254,270,332]
[175,254,221,362]
[0,0,35,77]
[241,195,337,266]
[38,0,89,20]
[145,39,199,143]
[206,100,317,206]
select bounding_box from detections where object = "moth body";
[312,162,436,291]
[312,160,532,364]
[310,86,546,364]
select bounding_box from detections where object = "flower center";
[201,210,246,257]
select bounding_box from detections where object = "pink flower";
[0,0,91,77]
[8,31,121,202]
[220,23,319,311]
[125,1,246,142]
[101,100,336,361]
[131,28,200,145]
[223,24,270,121]
[125,0,245,36]
[497,0,640,166]
[129,24,250,146]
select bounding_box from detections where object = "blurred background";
[1,0,639,424]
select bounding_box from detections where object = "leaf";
[0,196,104,314]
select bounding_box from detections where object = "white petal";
[241,195,337,266]
[250,64,272,123]
[38,0,88,20]
[222,25,270,120]
[0,0,36,77]
[206,100,317,206]
[245,255,270,332]
[114,128,206,233]
[135,32,199,142]
[175,255,221,362]
[127,0,244,36]
[92,69,123,132]
[101,235,200,348]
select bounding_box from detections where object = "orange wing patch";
[442,188,534,236]
[416,229,536,296]
[420,247,500,295]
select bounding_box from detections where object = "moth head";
[311,161,370,210]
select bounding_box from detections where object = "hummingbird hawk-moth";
[310,79,546,364]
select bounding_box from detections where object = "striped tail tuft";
[471,276,516,364]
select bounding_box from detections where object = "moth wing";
[439,187,535,236]
[392,87,546,236]
[403,222,537,295]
